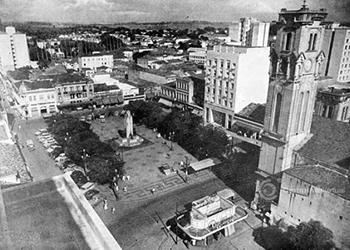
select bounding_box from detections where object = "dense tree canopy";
[253,220,336,250]
[46,114,124,185]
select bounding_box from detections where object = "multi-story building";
[78,53,113,72]
[188,49,207,64]
[0,27,30,73]
[321,24,350,82]
[203,45,270,129]
[314,84,350,122]
[17,80,57,118]
[55,80,94,106]
[229,18,270,47]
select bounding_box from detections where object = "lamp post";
[82,148,89,177]
[184,156,189,183]
[169,131,175,150]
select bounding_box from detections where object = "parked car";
[81,182,95,191]
[70,170,88,188]
[84,189,100,200]
[26,139,35,151]
[100,114,105,123]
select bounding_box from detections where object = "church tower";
[254,2,328,206]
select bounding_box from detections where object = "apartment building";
[0,27,30,73]
[321,24,350,82]
[203,45,270,128]
[229,18,270,47]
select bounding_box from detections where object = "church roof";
[284,164,350,201]
[297,115,350,169]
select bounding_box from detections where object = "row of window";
[207,80,235,90]
[207,59,236,70]
[206,95,234,108]
[57,85,92,93]
[176,81,188,91]
[69,93,88,99]
[82,56,112,62]
[28,93,55,102]
[342,57,350,63]
[207,87,234,99]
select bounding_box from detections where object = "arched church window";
[285,32,292,51]
[301,91,310,131]
[294,92,304,133]
[273,93,282,132]
[312,34,318,51]
[308,33,313,51]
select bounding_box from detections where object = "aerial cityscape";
[0,0,349,249]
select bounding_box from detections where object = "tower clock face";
[303,59,313,72]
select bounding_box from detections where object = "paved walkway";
[91,116,200,201]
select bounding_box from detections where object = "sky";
[0,0,349,24]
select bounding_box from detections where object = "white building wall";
[235,47,270,112]
[12,33,30,69]
[250,22,270,47]
[0,33,15,72]
[0,27,30,73]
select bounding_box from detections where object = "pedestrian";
[180,161,184,167]
[18,125,21,130]
[151,188,156,194]
[111,207,115,214]
[104,202,108,210]
[126,175,130,181]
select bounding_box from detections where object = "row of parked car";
[34,129,77,172]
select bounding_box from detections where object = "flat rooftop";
[0,174,121,250]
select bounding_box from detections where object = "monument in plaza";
[117,110,144,147]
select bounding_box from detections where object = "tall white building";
[0,27,30,73]
[229,18,270,47]
[204,45,270,128]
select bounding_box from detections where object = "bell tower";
[253,3,328,208]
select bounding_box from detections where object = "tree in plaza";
[87,155,124,185]
[253,220,336,250]
[194,124,229,160]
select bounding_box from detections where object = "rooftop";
[237,103,266,124]
[284,164,350,201]
[0,174,121,249]
[297,115,350,169]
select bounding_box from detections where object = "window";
[39,95,44,100]
[301,91,309,131]
[312,34,317,50]
[47,94,50,99]
[33,96,36,101]
[29,96,32,101]
[295,92,304,133]
[273,93,282,132]
[285,32,292,51]
[51,94,54,99]
[308,33,313,50]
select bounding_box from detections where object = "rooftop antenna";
[302,0,307,8]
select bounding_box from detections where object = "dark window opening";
[273,93,282,132]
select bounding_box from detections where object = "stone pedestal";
[117,135,144,148]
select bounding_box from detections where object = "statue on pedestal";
[124,110,133,139]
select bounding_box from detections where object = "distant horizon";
[0,0,349,25]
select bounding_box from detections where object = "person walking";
[111,207,115,214]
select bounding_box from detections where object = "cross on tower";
[302,0,307,8]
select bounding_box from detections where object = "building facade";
[229,18,270,47]
[321,24,350,82]
[78,54,113,72]
[203,45,269,129]
[55,81,94,106]
[189,50,207,64]
[0,27,30,73]
[273,165,350,249]
[18,82,57,118]
[314,85,350,122]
